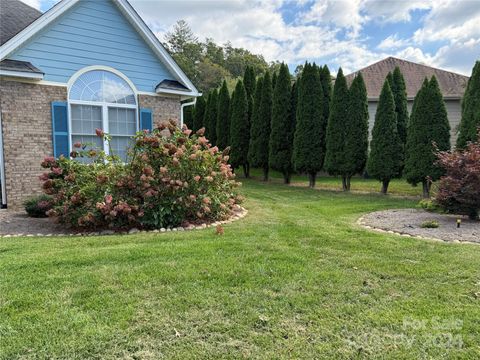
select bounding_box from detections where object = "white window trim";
[68,67,139,158]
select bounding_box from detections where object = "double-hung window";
[69,70,137,162]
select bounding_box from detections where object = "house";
[345,57,469,145]
[0,0,199,209]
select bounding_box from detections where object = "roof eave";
[0,0,78,59]
[155,87,200,97]
[0,0,200,95]
[0,69,44,79]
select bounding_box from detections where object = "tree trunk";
[346,176,351,191]
[422,180,430,198]
[468,209,479,221]
[342,176,347,191]
[283,172,291,184]
[381,179,390,194]
[242,163,250,178]
[262,166,269,182]
[308,173,316,188]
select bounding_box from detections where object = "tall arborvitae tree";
[271,71,278,93]
[319,65,332,121]
[390,67,409,146]
[248,71,272,181]
[325,68,349,188]
[216,80,230,149]
[250,76,263,146]
[292,63,325,188]
[344,73,369,189]
[291,81,298,128]
[229,80,250,177]
[204,89,218,144]
[367,79,403,194]
[457,61,480,148]
[404,76,451,197]
[269,63,294,183]
[243,66,256,97]
[183,104,194,129]
[192,95,206,131]
[243,66,255,160]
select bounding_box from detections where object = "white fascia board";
[0,0,200,96]
[0,0,78,60]
[155,87,200,97]
[0,70,44,79]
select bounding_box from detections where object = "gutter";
[0,70,44,80]
[180,97,197,128]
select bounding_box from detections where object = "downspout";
[180,97,197,128]
[0,110,6,208]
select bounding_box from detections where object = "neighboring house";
[345,57,469,145]
[0,0,199,209]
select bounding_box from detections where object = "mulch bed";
[0,207,247,237]
[358,209,480,244]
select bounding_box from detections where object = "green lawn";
[249,168,424,196]
[1,179,479,359]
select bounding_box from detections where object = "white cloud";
[300,0,365,38]
[377,34,410,50]
[20,0,480,76]
[413,0,480,43]
[20,0,41,9]
[362,0,431,23]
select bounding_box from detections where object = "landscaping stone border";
[357,209,480,245]
[0,206,248,238]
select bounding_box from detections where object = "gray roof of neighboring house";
[0,58,43,74]
[345,57,470,100]
[0,0,42,46]
[156,79,190,92]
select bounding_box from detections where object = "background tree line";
[183,50,480,198]
[164,20,274,93]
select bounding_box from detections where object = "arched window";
[69,69,137,162]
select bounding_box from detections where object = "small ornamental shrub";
[24,194,53,218]
[418,198,442,213]
[40,120,242,230]
[435,133,480,220]
[420,220,439,229]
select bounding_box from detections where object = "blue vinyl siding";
[10,0,174,92]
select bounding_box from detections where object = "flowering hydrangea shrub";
[40,120,242,230]
[435,132,480,220]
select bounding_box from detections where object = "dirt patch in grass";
[359,209,480,243]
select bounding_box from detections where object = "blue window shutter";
[140,108,153,132]
[51,102,69,158]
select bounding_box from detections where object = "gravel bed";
[359,209,479,244]
[0,207,247,237]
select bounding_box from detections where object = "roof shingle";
[0,58,43,74]
[345,57,469,99]
[0,0,42,46]
[156,79,190,92]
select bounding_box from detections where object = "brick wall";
[138,94,181,128]
[0,80,67,210]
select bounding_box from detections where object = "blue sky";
[26,0,480,75]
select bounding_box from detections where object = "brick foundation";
[0,80,182,210]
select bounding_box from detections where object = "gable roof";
[0,0,199,97]
[345,57,469,100]
[0,0,42,46]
